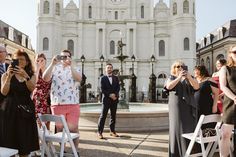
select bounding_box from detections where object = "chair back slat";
[202,114,221,124]
[38,113,63,123]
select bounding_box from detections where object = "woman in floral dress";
[32,53,51,126]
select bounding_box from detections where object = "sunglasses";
[175,65,183,69]
[231,50,236,54]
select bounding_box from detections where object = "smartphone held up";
[11,59,19,69]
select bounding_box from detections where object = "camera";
[11,59,19,68]
[182,65,188,71]
[56,55,67,60]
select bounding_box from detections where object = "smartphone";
[11,59,19,68]
[56,55,67,60]
[182,65,188,71]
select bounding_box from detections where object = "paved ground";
[75,130,169,157]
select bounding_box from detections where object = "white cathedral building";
[37,0,196,100]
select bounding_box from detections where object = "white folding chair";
[0,147,18,157]
[37,123,52,157]
[182,114,222,157]
[38,113,80,157]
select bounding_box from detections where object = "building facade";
[0,20,35,61]
[37,0,196,101]
[196,19,236,75]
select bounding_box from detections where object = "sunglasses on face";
[175,65,183,69]
[231,50,236,54]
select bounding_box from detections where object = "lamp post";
[149,55,157,103]
[130,54,137,102]
[100,54,104,76]
[80,55,87,103]
[98,55,104,102]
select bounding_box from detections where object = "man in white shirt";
[43,50,82,147]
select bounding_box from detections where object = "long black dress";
[168,75,198,157]
[0,75,39,155]
[194,79,218,118]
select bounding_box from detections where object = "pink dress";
[32,70,52,116]
[212,76,223,113]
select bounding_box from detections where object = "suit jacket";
[0,63,9,102]
[100,75,120,104]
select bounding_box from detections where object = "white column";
[79,0,83,19]
[78,23,83,57]
[126,28,130,56]
[150,0,154,19]
[102,0,106,19]
[150,23,154,55]
[132,0,136,19]
[102,28,106,56]
[96,28,100,58]
[133,28,137,57]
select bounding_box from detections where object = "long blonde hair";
[170,60,185,76]
[227,45,236,67]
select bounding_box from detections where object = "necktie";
[0,64,5,75]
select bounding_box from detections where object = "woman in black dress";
[194,65,219,118]
[0,50,39,156]
[219,45,236,157]
[165,61,199,157]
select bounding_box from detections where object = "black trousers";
[98,102,118,134]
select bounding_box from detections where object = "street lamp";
[80,55,86,103]
[81,55,85,74]
[131,54,135,74]
[151,54,155,74]
[130,54,137,102]
[149,55,156,103]
[100,54,104,76]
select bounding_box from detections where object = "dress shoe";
[98,133,103,139]
[110,132,119,137]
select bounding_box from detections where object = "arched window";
[43,37,49,50]
[159,40,165,56]
[183,0,189,13]
[216,54,224,60]
[43,1,50,14]
[206,57,210,73]
[184,37,190,50]
[141,5,144,18]
[173,2,177,15]
[110,41,115,55]
[55,3,60,15]
[115,11,118,19]
[67,40,74,56]
[201,58,204,66]
[88,6,92,18]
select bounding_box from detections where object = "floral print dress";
[32,70,52,116]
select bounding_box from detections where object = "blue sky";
[0,0,236,50]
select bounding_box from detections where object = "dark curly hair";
[13,49,34,77]
[217,58,227,66]
[194,65,210,77]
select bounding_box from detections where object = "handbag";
[17,104,34,119]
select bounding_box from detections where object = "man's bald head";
[0,46,6,52]
[0,46,7,63]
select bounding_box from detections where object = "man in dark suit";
[0,46,9,101]
[98,63,120,139]
[0,45,9,145]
